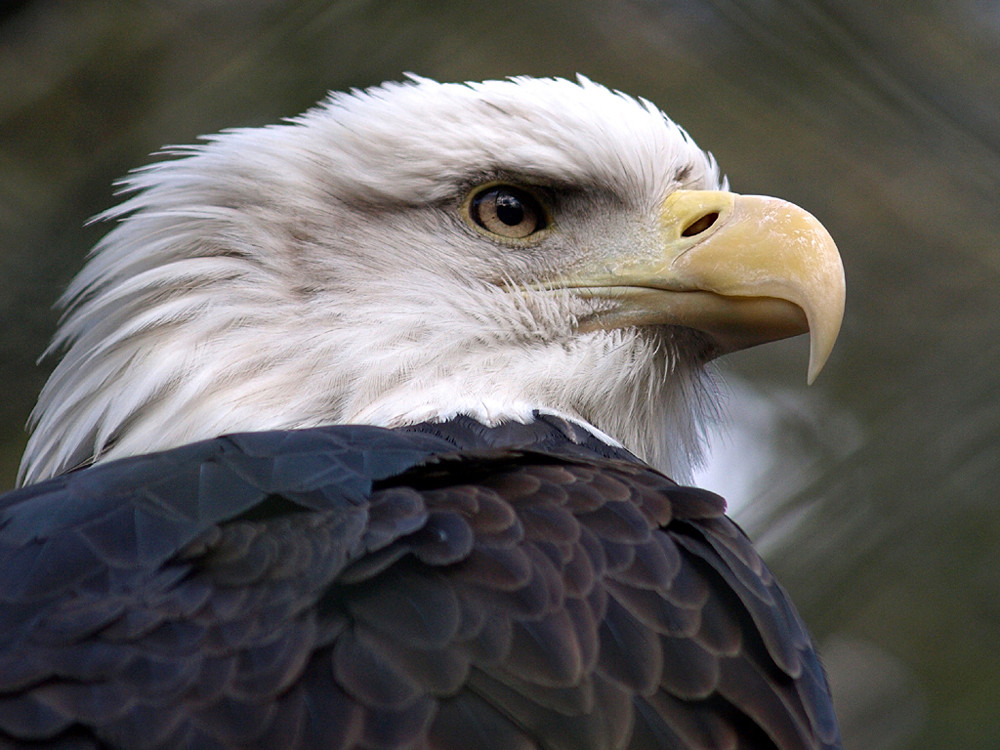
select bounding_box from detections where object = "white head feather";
[19,75,725,486]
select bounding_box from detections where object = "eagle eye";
[469,185,547,239]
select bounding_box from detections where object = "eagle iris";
[470,185,545,239]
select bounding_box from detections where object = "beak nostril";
[681,211,719,237]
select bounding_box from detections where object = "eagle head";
[19,76,844,486]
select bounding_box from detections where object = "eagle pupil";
[495,192,524,226]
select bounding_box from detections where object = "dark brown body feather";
[0,415,840,749]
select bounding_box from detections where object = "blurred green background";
[1,1,998,747]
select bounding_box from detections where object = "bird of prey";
[0,76,845,749]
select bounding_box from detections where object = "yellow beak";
[567,190,845,383]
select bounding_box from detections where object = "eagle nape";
[1,76,845,750]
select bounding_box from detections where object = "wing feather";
[0,422,839,749]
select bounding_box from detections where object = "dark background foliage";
[2,2,998,747]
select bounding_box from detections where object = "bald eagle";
[1,77,844,749]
